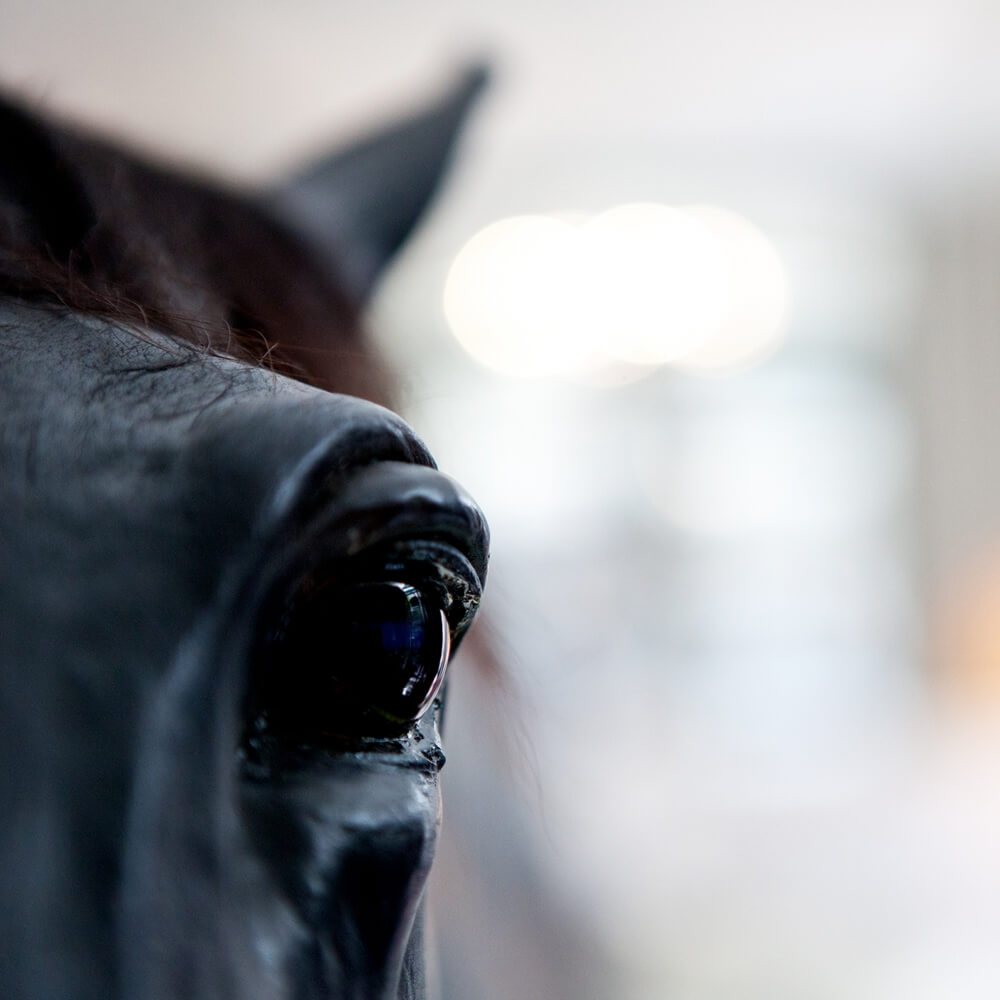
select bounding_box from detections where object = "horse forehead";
[0,301,423,481]
[3,303,357,441]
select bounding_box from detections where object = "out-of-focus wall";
[915,191,1000,701]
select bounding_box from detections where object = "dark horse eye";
[245,576,453,748]
[324,581,451,721]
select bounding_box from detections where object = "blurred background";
[6,1,1000,996]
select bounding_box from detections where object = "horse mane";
[0,95,391,403]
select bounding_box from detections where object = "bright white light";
[442,215,602,378]
[578,203,725,366]
[672,205,788,371]
[443,203,787,380]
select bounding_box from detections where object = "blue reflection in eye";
[248,578,452,744]
[374,621,426,651]
[340,582,449,714]
[348,584,426,652]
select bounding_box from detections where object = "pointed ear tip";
[454,62,492,105]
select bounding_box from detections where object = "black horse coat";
[0,71,488,1000]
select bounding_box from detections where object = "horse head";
[0,69,488,1000]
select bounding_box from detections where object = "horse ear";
[268,66,488,303]
[0,98,97,261]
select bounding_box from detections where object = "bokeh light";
[443,203,788,380]
[442,215,601,378]
[672,205,788,372]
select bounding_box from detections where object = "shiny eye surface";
[329,581,451,721]
[244,575,454,749]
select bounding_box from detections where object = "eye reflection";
[247,578,453,747]
[334,581,452,722]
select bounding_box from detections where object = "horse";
[0,68,489,1000]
